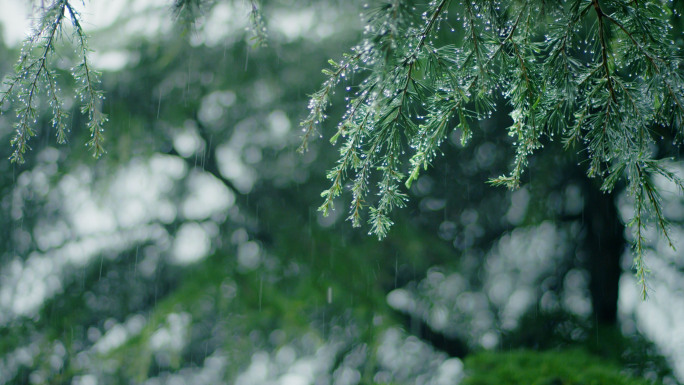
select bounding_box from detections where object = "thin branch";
[593,0,618,103]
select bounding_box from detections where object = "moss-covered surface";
[463,349,656,385]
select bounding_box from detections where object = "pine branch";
[593,0,618,103]
[303,0,684,291]
[298,53,362,154]
[1,0,107,162]
[65,2,107,158]
[6,1,67,163]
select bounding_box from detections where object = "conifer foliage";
[2,1,683,298]
[0,0,106,163]
[301,0,684,297]
[0,0,270,165]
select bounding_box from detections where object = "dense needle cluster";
[0,0,106,163]
[302,0,684,297]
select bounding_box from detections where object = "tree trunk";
[583,181,624,326]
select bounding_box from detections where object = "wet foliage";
[0,1,683,384]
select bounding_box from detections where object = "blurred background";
[0,1,683,384]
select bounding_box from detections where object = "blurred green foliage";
[0,1,682,385]
[463,349,655,385]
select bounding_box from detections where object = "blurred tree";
[0,1,683,385]
[5,1,682,297]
